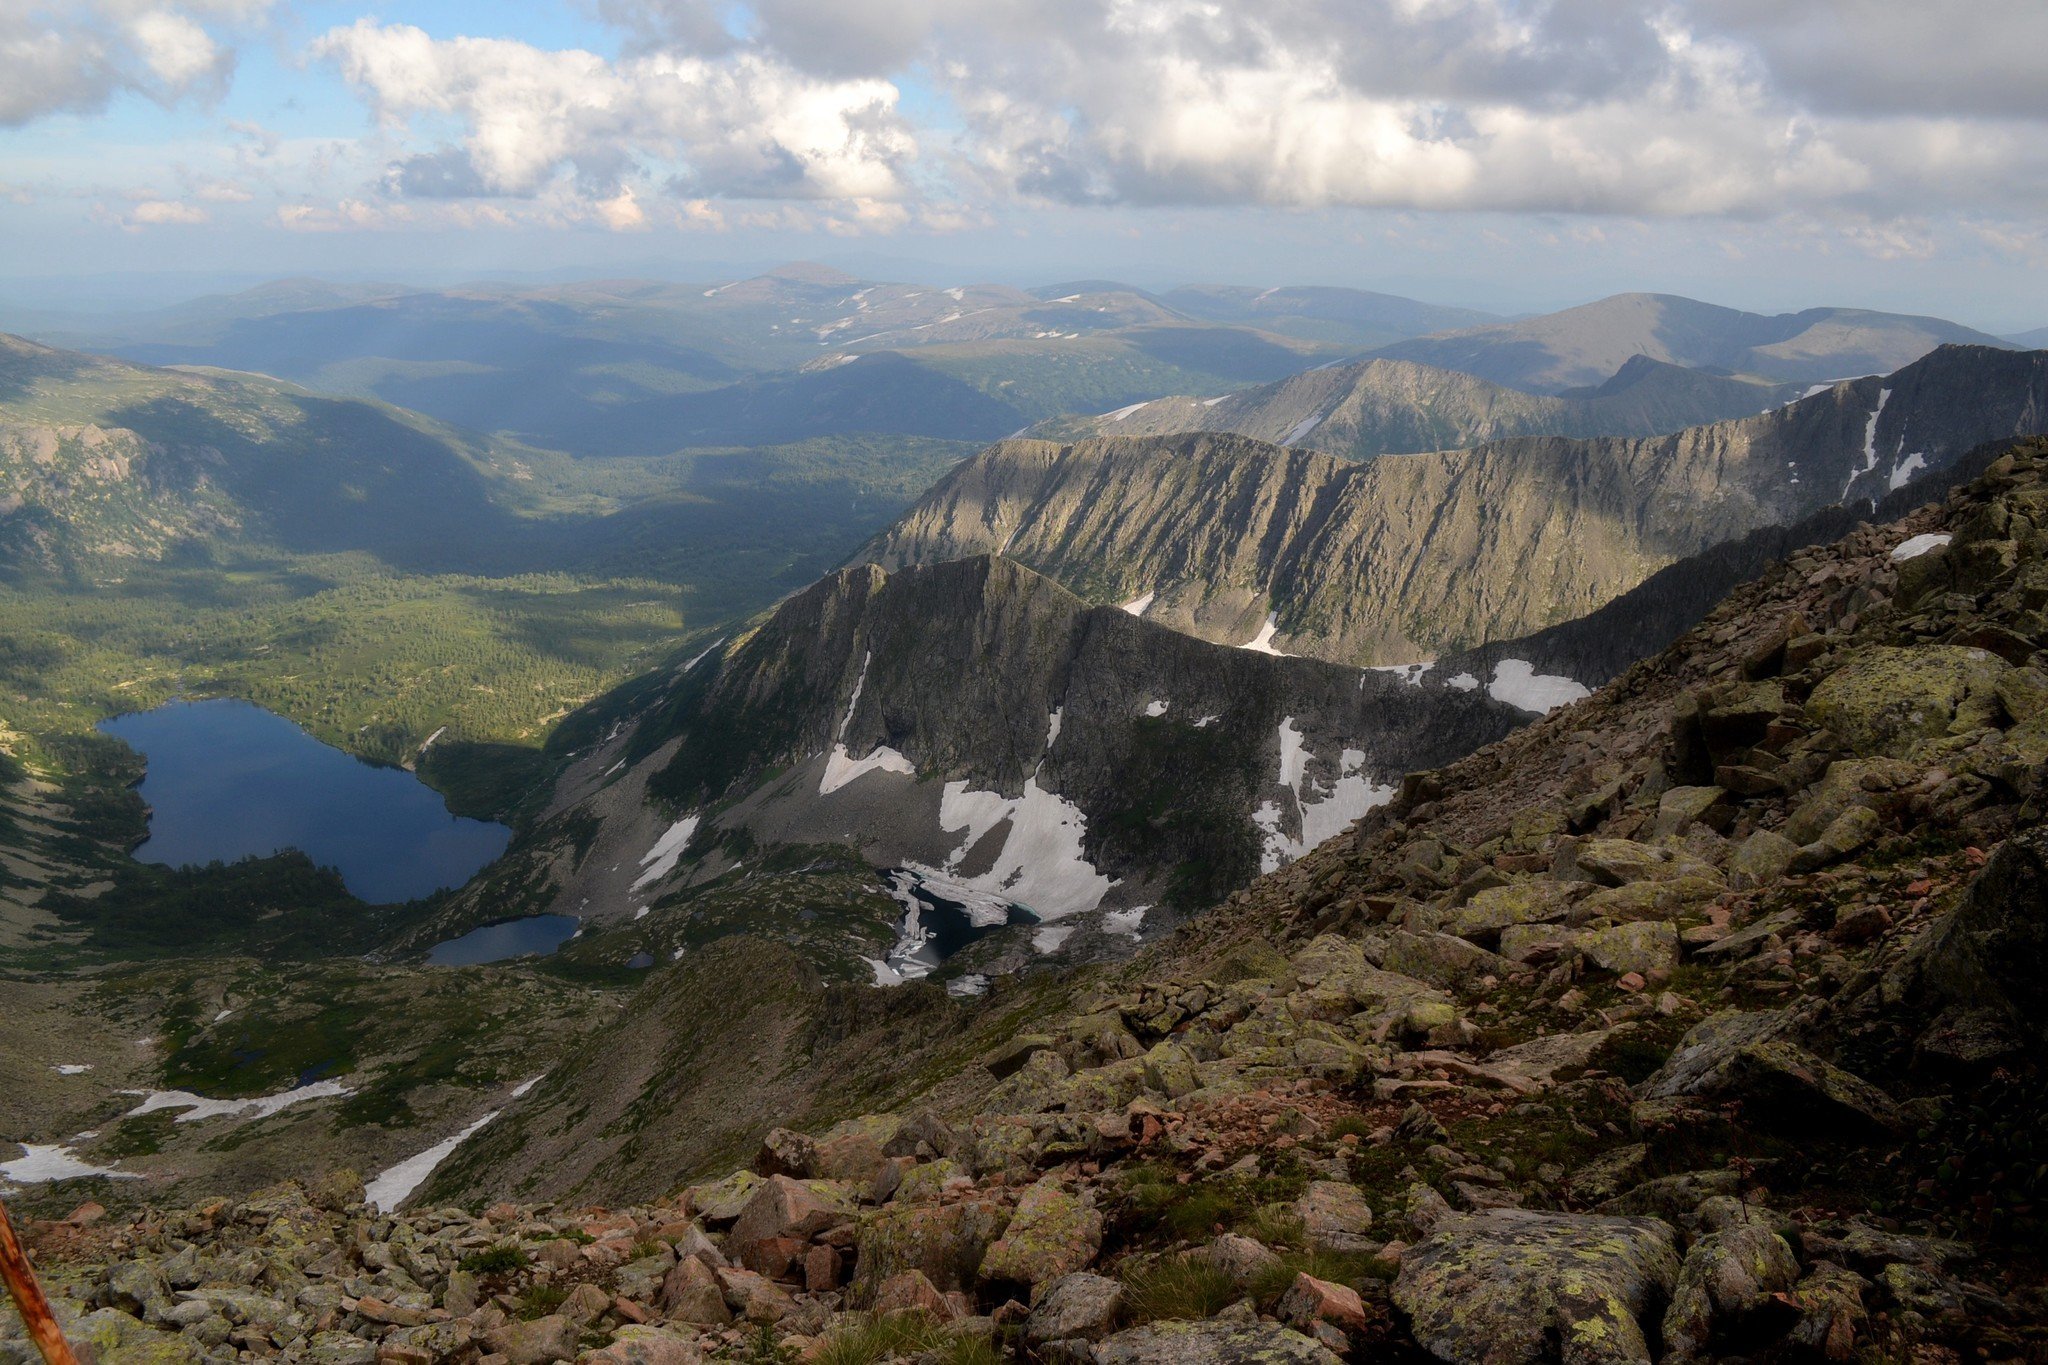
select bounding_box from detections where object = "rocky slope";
[1028,356,1790,459]
[867,346,2048,664]
[415,555,1527,986]
[1370,292,2015,392]
[12,441,2047,1365]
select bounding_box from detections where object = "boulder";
[1277,1274,1369,1334]
[660,1257,732,1326]
[1577,922,1680,977]
[714,1268,797,1325]
[850,1199,1011,1304]
[1093,1320,1344,1365]
[978,1179,1103,1286]
[1567,839,1718,887]
[1651,787,1732,839]
[1915,825,2048,1040]
[1024,1273,1125,1344]
[1392,1209,1680,1365]
[1638,1011,1904,1136]
[1726,831,1800,889]
[1783,1262,1868,1360]
[1787,806,1884,875]
[482,1315,581,1365]
[1293,1181,1375,1254]
[1444,883,1575,946]
[872,1269,954,1319]
[1804,645,2009,758]
[1578,878,1721,923]
[728,1175,852,1275]
[576,1327,704,1365]
[1661,1224,1801,1361]
[1194,1234,1283,1290]
[756,1128,815,1178]
[1381,932,1511,991]
[684,1171,762,1224]
[64,1308,204,1365]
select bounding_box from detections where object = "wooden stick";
[0,1196,80,1365]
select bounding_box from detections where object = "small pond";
[426,914,580,966]
[99,699,512,905]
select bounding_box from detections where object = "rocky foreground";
[9,442,2048,1365]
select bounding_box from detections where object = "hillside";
[407,554,1527,988]
[1028,355,1791,459]
[1371,292,2014,393]
[868,346,2048,664]
[13,440,2042,1365]
[1157,285,1498,348]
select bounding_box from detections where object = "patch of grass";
[517,1284,568,1321]
[1118,1258,1242,1324]
[459,1246,529,1275]
[808,1313,998,1365]
[1247,1249,1396,1303]
[1326,1115,1376,1142]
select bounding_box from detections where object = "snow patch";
[1193,714,1220,728]
[1889,451,1927,490]
[946,974,990,997]
[1032,925,1075,953]
[52,1064,91,1076]
[632,816,700,891]
[1253,719,1395,874]
[1488,659,1591,714]
[365,1108,501,1211]
[510,1074,544,1098]
[1201,395,1229,407]
[1842,387,1893,498]
[1120,590,1156,616]
[1103,905,1148,938]
[1371,662,1432,687]
[1,1143,137,1185]
[1446,672,1479,692]
[1891,532,1953,562]
[1241,613,1287,656]
[1143,700,1168,717]
[681,638,723,673]
[123,1080,351,1126]
[909,778,1114,922]
[820,745,916,795]
[633,905,648,921]
[1102,401,1149,421]
[1280,412,1325,446]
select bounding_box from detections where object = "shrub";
[458,1245,529,1275]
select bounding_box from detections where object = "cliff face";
[868,347,2048,664]
[441,554,1528,989]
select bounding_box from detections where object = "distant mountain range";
[867,345,2048,664]
[1029,354,1796,458]
[2012,325,2048,348]
[1369,292,2015,392]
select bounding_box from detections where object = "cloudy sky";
[1,0,2040,327]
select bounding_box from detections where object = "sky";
[0,0,2043,330]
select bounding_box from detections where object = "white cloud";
[310,20,915,204]
[563,0,2048,222]
[0,1,267,126]
[127,198,208,226]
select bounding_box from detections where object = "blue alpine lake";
[99,699,512,905]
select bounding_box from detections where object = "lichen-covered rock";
[979,1178,1102,1285]
[1025,1273,1125,1344]
[1915,824,2048,1040]
[850,1198,1011,1303]
[684,1171,762,1224]
[1277,1274,1370,1334]
[1726,830,1800,889]
[576,1326,704,1365]
[1661,1224,1801,1361]
[483,1314,581,1365]
[660,1256,732,1326]
[1093,1319,1344,1365]
[1782,1262,1868,1360]
[1805,645,2009,757]
[60,1309,203,1365]
[1578,877,1721,923]
[1194,1234,1284,1289]
[1639,1011,1904,1135]
[1444,883,1575,945]
[1391,1209,1680,1365]
[1293,1181,1375,1254]
[1788,805,1884,874]
[1568,839,1719,887]
[1381,931,1510,990]
[1576,922,1680,977]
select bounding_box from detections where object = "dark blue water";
[426,914,579,966]
[100,699,511,905]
